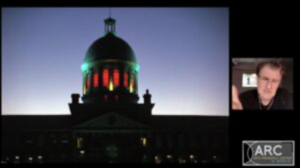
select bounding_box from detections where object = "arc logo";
[242,141,294,166]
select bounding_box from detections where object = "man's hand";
[232,85,243,110]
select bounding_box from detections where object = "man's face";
[257,65,282,101]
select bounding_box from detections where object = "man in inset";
[232,61,293,110]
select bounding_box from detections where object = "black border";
[1,2,298,167]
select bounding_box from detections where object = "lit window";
[103,69,109,86]
[113,69,120,86]
[93,72,99,88]
[83,83,86,95]
[130,74,134,93]
[77,138,83,149]
[109,78,114,91]
[141,137,147,147]
[124,72,128,87]
[86,74,90,89]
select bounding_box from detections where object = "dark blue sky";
[2,8,229,116]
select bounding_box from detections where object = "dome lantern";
[104,17,116,34]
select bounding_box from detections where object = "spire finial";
[109,7,111,18]
[104,8,116,34]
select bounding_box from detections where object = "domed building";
[67,18,156,162]
[69,17,154,129]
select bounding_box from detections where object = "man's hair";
[256,61,285,77]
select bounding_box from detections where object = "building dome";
[81,17,140,104]
[84,32,137,63]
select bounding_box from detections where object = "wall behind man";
[232,63,256,94]
[281,61,293,94]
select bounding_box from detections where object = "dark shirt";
[239,88,293,110]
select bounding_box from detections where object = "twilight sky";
[2,7,229,116]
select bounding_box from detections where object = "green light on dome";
[134,64,140,72]
[81,63,89,72]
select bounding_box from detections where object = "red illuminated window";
[93,72,99,88]
[86,74,90,89]
[124,72,128,87]
[113,69,120,87]
[103,69,109,86]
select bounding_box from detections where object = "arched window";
[130,74,134,93]
[103,69,109,86]
[109,78,114,91]
[86,74,90,89]
[93,72,99,88]
[113,69,120,87]
[83,83,86,95]
[124,72,128,87]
